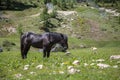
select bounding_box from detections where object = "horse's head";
[59,34,68,52]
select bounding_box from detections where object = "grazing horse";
[20,32,68,59]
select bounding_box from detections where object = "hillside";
[0,3,120,42]
[0,3,120,40]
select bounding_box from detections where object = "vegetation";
[94,0,120,12]
[0,0,120,80]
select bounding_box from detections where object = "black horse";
[20,32,68,59]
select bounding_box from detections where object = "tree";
[6,0,11,9]
[52,0,57,5]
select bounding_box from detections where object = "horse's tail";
[20,32,25,59]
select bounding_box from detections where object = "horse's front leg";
[43,47,47,58]
[46,44,52,58]
[47,49,51,58]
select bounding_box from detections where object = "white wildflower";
[36,64,43,69]
[97,63,110,69]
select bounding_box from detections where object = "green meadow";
[0,1,120,80]
[0,35,120,80]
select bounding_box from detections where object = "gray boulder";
[0,48,3,52]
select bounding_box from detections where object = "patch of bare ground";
[87,19,107,40]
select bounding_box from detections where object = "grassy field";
[0,46,120,80]
[0,2,120,80]
[0,35,120,80]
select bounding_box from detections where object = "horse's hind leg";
[21,42,25,59]
[21,44,30,59]
[23,45,30,59]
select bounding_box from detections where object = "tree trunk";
[7,0,11,9]
[0,0,1,6]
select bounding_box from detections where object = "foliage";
[94,0,120,11]
[2,40,15,51]
[17,24,23,35]
[40,4,59,32]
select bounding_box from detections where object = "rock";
[30,71,36,75]
[68,68,76,74]
[97,63,110,69]
[23,64,29,70]
[113,65,118,68]
[65,51,71,55]
[59,71,64,74]
[51,44,63,52]
[90,63,95,66]
[80,44,86,48]
[0,48,3,52]
[91,47,97,54]
[84,63,88,67]
[96,59,105,62]
[36,64,43,69]
[68,66,74,70]
[72,60,80,65]
[91,47,97,51]
[15,73,22,79]
[67,66,80,74]
[110,55,120,60]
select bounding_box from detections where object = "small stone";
[30,71,36,75]
[59,71,64,74]
[113,65,118,68]
[90,63,95,66]
[36,65,43,69]
[68,66,74,70]
[23,64,29,70]
[96,59,105,62]
[110,55,120,60]
[68,68,76,74]
[97,63,110,69]
[72,60,80,65]
[84,63,88,67]
[15,73,22,79]
[65,51,71,55]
